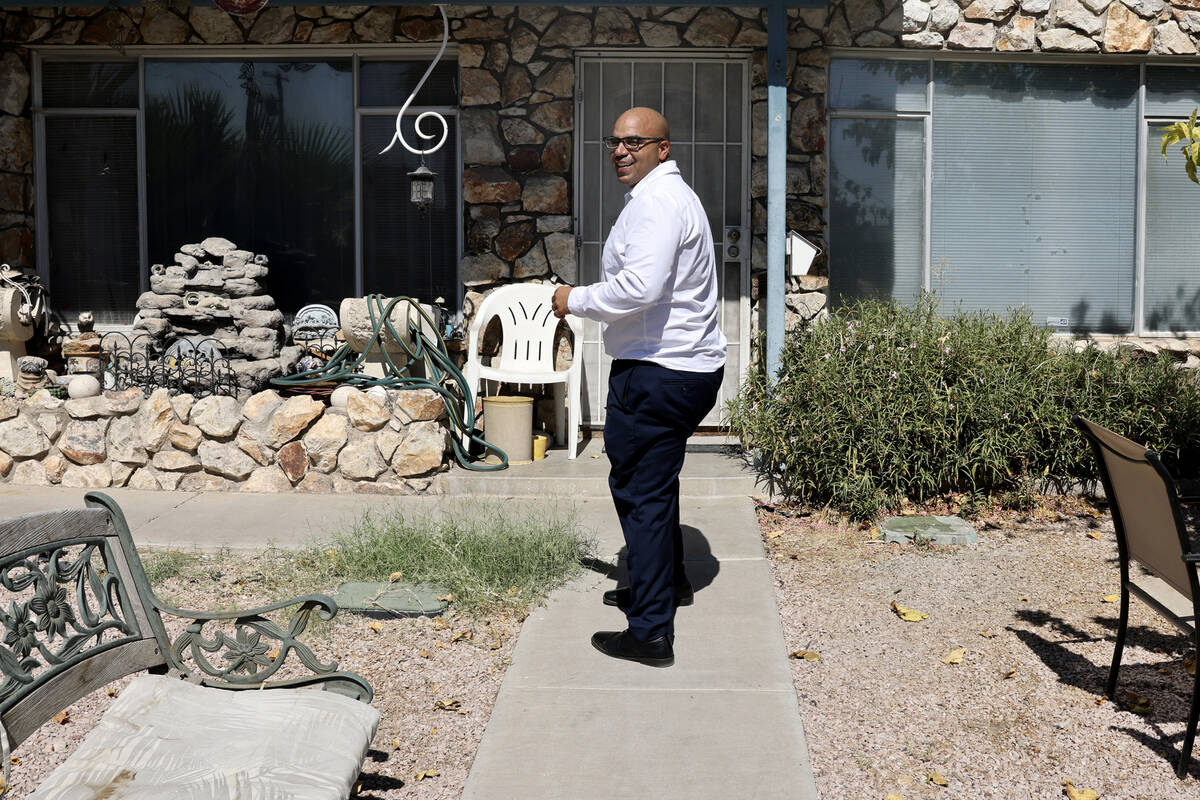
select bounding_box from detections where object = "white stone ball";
[365,385,388,405]
[330,385,361,410]
[67,375,101,399]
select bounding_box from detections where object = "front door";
[574,52,751,428]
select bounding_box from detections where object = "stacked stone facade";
[0,385,450,493]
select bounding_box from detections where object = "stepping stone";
[880,515,977,546]
[335,581,450,617]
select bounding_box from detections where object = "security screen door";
[574,53,751,428]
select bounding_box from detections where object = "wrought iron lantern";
[408,164,437,212]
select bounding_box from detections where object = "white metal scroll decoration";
[380,4,450,157]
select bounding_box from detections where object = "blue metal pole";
[766,0,788,382]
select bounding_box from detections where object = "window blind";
[1145,122,1200,332]
[828,117,925,305]
[828,59,928,112]
[930,62,1138,332]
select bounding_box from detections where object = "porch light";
[408,164,436,212]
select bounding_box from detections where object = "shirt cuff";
[566,285,588,316]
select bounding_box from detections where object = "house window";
[1144,66,1200,333]
[36,54,459,326]
[829,57,1200,335]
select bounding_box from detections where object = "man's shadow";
[580,524,720,593]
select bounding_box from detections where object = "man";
[551,107,726,668]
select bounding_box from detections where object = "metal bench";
[1075,416,1200,779]
[0,491,378,799]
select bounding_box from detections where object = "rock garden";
[0,384,450,493]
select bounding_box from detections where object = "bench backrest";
[1075,416,1197,601]
[0,494,170,749]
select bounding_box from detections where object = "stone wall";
[0,385,450,493]
[0,38,32,268]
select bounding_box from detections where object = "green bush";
[727,296,1200,518]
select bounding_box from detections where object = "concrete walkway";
[0,449,817,800]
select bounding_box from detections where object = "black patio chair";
[1074,415,1200,778]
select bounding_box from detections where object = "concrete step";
[433,446,762,498]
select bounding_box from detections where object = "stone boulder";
[348,392,390,432]
[303,414,349,473]
[339,437,387,480]
[198,441,258,481]
[191,395,242,438]
[391,421,448,476]
[241,465,294,493]
[136,389,175,452]
[59,419,109,465]
[0,417,50,459]
[264,396,325,448]
[107,416,148,465]
[61,464,112,489]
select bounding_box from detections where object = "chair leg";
[1179,636,1200,778]
[461,369,481,456]
[567,372,580,460]
[1107,586,1130,698]
[552,383,566,449]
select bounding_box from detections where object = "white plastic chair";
[464,284,583,459]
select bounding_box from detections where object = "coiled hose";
[270,294,507,470]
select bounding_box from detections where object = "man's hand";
[552,285,573,318]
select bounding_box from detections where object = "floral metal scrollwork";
[165,597,339,686]
[101,332,238,398]
[380,4,450,158]
[0,544,137,703]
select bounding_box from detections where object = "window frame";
[826,50,1200,337]
[31,45,462,329]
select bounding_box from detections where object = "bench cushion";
[29,675,380,800]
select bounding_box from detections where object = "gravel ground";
[6,561,523,799]
[761,498,1200,800]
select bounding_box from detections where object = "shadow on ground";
[581,524,720,597]
[1010,607,1198,776]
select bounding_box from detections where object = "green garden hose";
[270,294,508,470]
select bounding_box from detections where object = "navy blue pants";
[604,359,724,641]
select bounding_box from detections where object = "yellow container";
[532,433,549,460]
[482,395,534,463]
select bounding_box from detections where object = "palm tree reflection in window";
[145,60,355,314]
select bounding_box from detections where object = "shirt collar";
[626,160,680,202]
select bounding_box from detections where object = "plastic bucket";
[482,396,534,463]
[532,433,549,461]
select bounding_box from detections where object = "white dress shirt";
[567,160,727,373]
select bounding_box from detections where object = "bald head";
[610,107,671,188]
[614,107,670,139]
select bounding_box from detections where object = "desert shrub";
[727,296,1200,518]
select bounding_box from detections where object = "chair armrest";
[1183,553,1200,563]
[155,593,373,703]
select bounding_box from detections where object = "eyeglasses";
[602,136,666,152]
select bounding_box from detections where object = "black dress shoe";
[602,582,694,609]
[591,629,674,667]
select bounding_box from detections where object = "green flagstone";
[880,515,977,546]
[335,581,450,617]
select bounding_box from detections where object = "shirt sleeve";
[567,195,682,324]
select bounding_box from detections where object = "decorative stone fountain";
[130,237,297,391]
